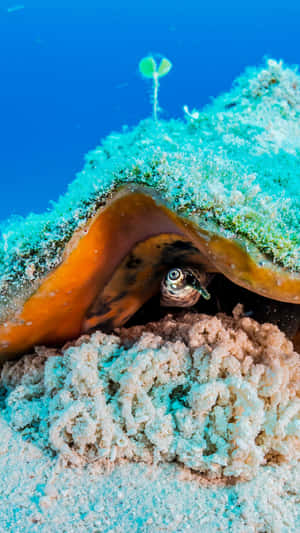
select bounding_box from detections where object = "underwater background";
[1,0,300,221]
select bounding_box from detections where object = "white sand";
[0,415,299,532]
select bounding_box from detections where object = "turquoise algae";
[0,58,299,320]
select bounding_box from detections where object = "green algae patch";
[0,58,299,319]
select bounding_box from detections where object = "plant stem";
[153,73,159,122]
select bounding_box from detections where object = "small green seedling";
[139,55,172,121]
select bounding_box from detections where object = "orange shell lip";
[0,187,299,360]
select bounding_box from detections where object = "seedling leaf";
[157,58,172,77]
[139,56,157,78]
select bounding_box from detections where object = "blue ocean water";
[0,0,299,221]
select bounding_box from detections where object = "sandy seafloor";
[0,420,299,533]
[0,418,300,533]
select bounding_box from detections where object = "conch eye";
[167,268,184,282]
